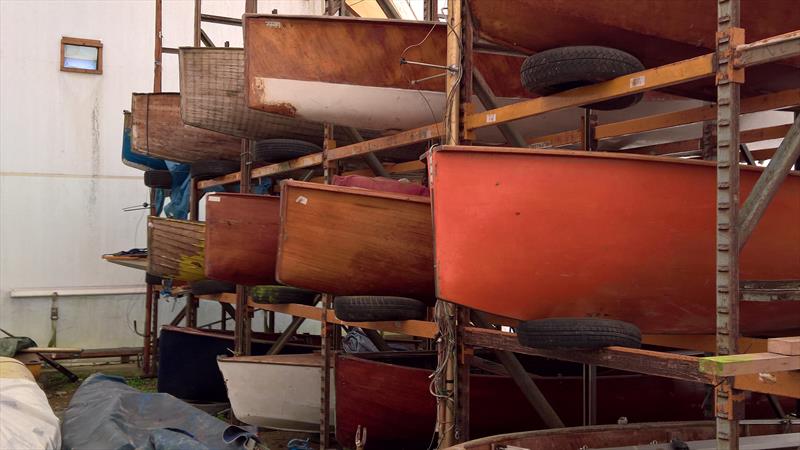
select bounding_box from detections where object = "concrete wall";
[0,0,323,349]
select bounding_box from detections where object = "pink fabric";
[332,175,430,197]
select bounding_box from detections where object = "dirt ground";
[38,362,327,450]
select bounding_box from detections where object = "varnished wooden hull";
[147,217,205,282]
[447,421,799,450]
[204,193,280,285]
[335,353,784,449]
[217,353,333,432]
[276,180,435,303]
[429,146,800,334]
[130,93,241,163]
[179,47,359,145]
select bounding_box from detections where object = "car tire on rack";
[517,317,642,349]
[144,170,172,188]
[520,46,645,110]
[252,139,322,164]
[334,296,427,322]
[189,160,241,180]
[145,273,163,286]
[189,279,237,295]
[250,285,319,305]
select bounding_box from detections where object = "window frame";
[60,36,103,74]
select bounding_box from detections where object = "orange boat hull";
[429,146,800,335]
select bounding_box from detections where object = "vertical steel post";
[186,179,200,328]
[715,1,744,449]
[143,283,153,375]
[150,284,159,373]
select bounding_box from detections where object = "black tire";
[250,285,318,305]
[144,170,172,188]
[517,318,641,349]
[520,46,645,110]
[334,296,427,322]
[145,273,163,285]
[189,279,236,295]
[189,160,240,180]
[252,139,322,164]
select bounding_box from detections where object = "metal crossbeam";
[738,115,800,249]
[735,30,800,68]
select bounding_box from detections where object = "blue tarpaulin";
[61,374,259,450]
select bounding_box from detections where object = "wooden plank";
[466,54,715,131]
[735,368,800,398]
[768,337,800,356]
[327,123,443,161]
[197,152,324,189]
[464,327,709,383]
[699,352,800,376]
[642,334,768,353]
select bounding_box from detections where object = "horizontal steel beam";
[735,29,800,68]
[200,13,241,26]
[741,280,800,302]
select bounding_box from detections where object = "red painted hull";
[429,147,800,335]
[204,193,281,285]
[334,353,783,449]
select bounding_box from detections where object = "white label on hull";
[295,195,308,205]
[208,196,221,202]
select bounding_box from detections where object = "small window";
[60,37,102,74]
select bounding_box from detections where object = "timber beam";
[699,352,800,377]
[464,327,800,399]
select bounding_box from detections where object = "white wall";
[0,0,322,349]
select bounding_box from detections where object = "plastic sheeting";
[0,378,61,450]
[61,374,259,450]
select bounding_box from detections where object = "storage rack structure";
[141,0,800,449]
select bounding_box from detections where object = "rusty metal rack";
[159,1,800,449]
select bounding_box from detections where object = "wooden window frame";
[60,36,103,74]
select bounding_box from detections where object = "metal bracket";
[400,57,459,73]
[716,28,746,84]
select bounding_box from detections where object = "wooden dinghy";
[243,15,530,132]
[429,146,800,335]
[446,421,799,450]
[335,352,787,449]
[130,93,241,163]
[178,47,359,145]
[276,180,434,302]
[217,353,333,432]
[204,193,280,285]
[159,326,318,403]
[147,217,205,282]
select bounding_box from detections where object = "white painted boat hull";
[217,354,334,432]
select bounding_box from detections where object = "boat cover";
[61,374,259,450]
[0,358,61,450]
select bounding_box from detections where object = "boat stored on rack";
[429,146,800,335]
[147,217,205,282]
[335,352,787,449]
[130,93,241,163]
[217,353,333,432]
[276,180,434,302]
[204,193,280,286]
[444,420,799,450]
[179,47,362,145]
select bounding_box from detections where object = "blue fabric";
[163,162,193,220]
[122,125,167,171]
[61,374,259,450]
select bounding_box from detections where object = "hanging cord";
[399,22,445,140]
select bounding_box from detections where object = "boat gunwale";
[434,145,800,176]
[243,13,440,28]
[281,179,432,204]
[218,353,322,368]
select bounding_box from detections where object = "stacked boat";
[112,1,800,448]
